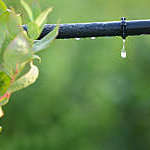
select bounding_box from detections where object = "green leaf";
[0,92,10,106]
[0,71,11,96]
[20,0,34,22]
[35,8,53,27]
[27,22,40,40]
[0,0,7,14]
[0,9,22,53]
[0,11,9,50]
[0,71,11,106]
[32,25,59,53]
[32,55,41,63]
[0,28,5,50]
[7,9,22,38]
[8,62,39,93]
[3,33,33,76]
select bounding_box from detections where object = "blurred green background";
[1,0,150,149]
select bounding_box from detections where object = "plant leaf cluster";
[0,0,59,123]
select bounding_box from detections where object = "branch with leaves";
[0,0,59,131]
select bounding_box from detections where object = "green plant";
[0,0,59,130]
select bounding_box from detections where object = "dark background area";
[1,0,150,149]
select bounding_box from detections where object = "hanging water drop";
[121,39,127,58]
[121,50,126,58]
[75,38,80,40]
[91,37,96,40]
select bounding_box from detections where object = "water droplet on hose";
[121,50,126,58]
[75,38,80,40]
[91,37,96,40]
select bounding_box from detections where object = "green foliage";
[33,25,59,52]
[21,0,53,40]
[0,0,59,120]
[0,71,11,96]
[20,0,34,22]
[35,8,53,27]
[27,22,40,40]
[0,0,7,14]
[8,62,39,93]
[3,33,33,76]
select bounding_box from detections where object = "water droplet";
[91,37,96,40]
[121,50,127,58]
[121,39,127,58]
[75,38,80,40]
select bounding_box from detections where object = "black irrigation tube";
[23,19,150,40]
